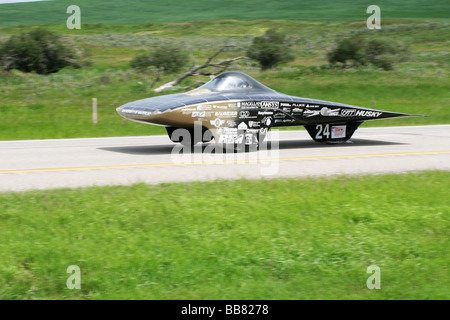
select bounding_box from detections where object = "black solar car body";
[117,71,425,149]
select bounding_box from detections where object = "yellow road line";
[1,150,449,174]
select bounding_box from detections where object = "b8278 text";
[225,304,268,315]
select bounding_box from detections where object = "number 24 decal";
[315,124,330,140]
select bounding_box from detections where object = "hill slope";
[0,0,449,26]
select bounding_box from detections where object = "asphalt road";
[0,125,449,192]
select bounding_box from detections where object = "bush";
[328,36,410,70]
[327,36,367,67]
[372,54,397,71]
[247,29,294,71]
[130,46,188,73]
[0,28,81,75]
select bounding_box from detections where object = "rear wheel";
[166,127,213,146]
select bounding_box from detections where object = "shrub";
[0,28,81,75]
[328,36,410,70]
[130,46,188,73]
[372,54,397,71]
[327,36,367,67]
[247,29,294,71]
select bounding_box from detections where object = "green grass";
[0,171,448,299]
[0,0,448,27]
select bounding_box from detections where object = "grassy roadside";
[0,171,448,299]
[0,65,447,140]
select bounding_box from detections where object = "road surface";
[0,125,449,192]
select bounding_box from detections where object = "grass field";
[0,0,449,26]
[0,171,448,299]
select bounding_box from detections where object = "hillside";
[0,0,449,26]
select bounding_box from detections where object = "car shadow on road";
[99,138,406,156]
[274,138,405,150]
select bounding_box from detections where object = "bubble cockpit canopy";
[189,71,276,94]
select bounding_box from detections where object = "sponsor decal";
[218,133,257,145]
[258,111,274,116]
[291,103,305,107]
[196,105,212,111]
[259,127,268,135]
[239,101,280,109]
[303,109,320,117]
[210,118,225,128]
[280,103,291,107]
[331,125,347,139]
[245,133,257,145]
[219,134,244,143]
[226,120,236,127]
[240,101,260,108]
[275,119,295,123]
[220,127,238,134]
[305,104,320,108]
[121,109,153,116]
[215,111,237,117]
[274,113,286,119]
[213,105,228,109]
[341,109,356,117]
[238,112,257,119]
[261,101,279,108]
[181,108,197,114]
[248,121,260,128]
[239,111,250,118]
[355,110,383,118]
[218,134,244,144]
[320,107,340,117]
[238,122,248,130]
[192,111,206,117]
[262,117,272,127]
[292,108,303,113]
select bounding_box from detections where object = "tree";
[130,45,188,74]
[0,28,81,75]
[247,29,294,71]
